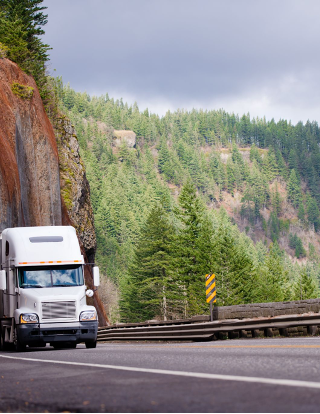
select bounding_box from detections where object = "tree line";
[56,86,320,321]
[1,0,319,322]
[0,0,51,102]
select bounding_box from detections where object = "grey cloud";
[43,0,320,122]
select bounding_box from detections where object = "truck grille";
[42,301,76,320]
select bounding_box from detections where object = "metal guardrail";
[97,313,320,342]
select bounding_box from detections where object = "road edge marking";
[1,353,320,390]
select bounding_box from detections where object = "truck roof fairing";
[2,226,84,267]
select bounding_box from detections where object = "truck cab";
[0,226,99,351]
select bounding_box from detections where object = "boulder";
[113,130,136,148]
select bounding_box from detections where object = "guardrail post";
[252,329,260,338]
[264,328,274,337]
[228,331,239,339]
[279,328,288,337]
[307,325,318,336]
[240,330,247,338]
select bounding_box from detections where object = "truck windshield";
[18,265,84,288]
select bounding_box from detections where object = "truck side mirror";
[0,270,6,291]
[93,266,100,287]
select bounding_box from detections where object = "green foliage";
[174,181,215,316]
[307,196,320,232]
[0,0,51,100]
[58,84,320,323]
[0,41,9,58]
[287,169,302,208]
[292,267,318,300]
[289,233,306,258]
[298,203,305,222]
[2,0,320,321]
[121,204,177,322]
[271,185,282,216]
[213,215,258,306]
[256,243,289,302]
[11,81,33,99]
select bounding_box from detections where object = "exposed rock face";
[113,130,136,148]
[0,58,107,325]
[54,115,96,264]
[0,58,61,230]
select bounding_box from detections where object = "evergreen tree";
[298,203,305,223]
[271,184,282,217]
[307,196,320,232]
[174,181,215,316]
[0,0,50,97]
[122,203,176,322]
[289,234,306,258]
[213,219,257,306]
[287,169,302,208]
[293,268,318,300]
[257,243,288,302]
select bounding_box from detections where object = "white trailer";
[0,226,100,351]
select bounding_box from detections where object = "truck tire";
[85,340,97,349]
[14,339,26,352]
[0,324,10,351]
[0,329,5,351]
[14,327,26,352]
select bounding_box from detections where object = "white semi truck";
[0,226,100,351]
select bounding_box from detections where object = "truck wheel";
[0,325,11,351]
[0,329,5,351]
[85,340,97,349]
[14,326,26,352]
[15,340,26,352]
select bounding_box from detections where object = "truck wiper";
[21,284,43,288]
[54,284,73,287]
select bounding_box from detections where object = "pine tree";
[0,0,50,96]
[213,220,257,306]
[263,149,279,181]
[174,180,215,316]
[122,203,177,322]
[271,184,282,216]
[288,149,299,172]
[287,169,302,208]
[307,196,320,232]
[257,243,288,302]
[293,267,318,300]
[298,203,305,223]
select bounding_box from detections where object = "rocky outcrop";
[54,115,96,264]
[113,130,136,148]
[0,58,107,325]
[0,58,61,229]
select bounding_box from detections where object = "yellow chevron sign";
[205,273,216,304]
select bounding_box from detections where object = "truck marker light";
[18,260,83,265]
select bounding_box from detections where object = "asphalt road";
[1,337,320,412]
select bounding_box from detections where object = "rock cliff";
[0,58,107,325]
[0,58,61,229]
[54,114,96,264]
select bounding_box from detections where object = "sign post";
[205,273,216,322]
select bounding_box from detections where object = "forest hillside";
[53,82,320,323]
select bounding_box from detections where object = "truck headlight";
[80,310,97,321]
[20,313,39,324]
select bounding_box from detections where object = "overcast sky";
[43,0,320,124]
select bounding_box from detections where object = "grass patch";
[11,82,34,100]
[0,42,8,59]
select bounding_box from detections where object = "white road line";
[1,354,320,390]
